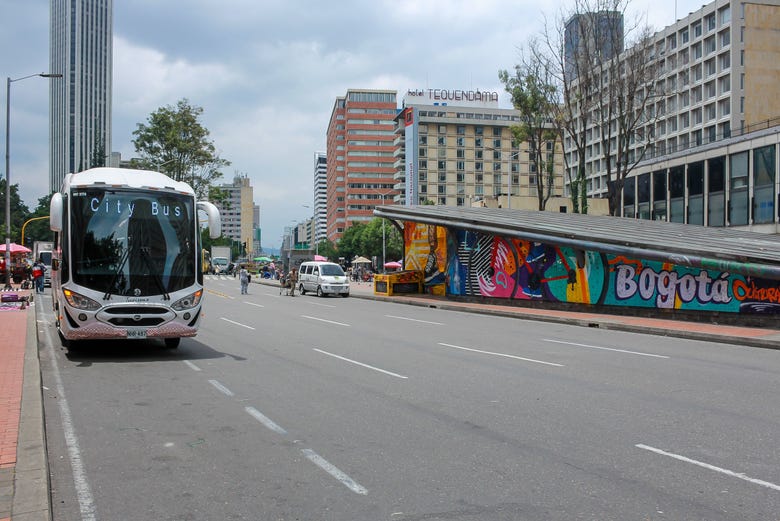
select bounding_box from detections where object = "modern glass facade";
[49,0,113,192]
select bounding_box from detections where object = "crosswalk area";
[204,274,278,282]
[204,274,236,281]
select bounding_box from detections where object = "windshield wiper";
[139,247,170,300]
[103,247,131,300]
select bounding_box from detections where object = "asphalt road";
[37,276,780,520]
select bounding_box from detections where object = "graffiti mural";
[405,223,446,294]
[418,226,780,315]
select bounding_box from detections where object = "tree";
[0,179,31,244]
[90,131,107,168]
[535,0,659,215]
[132,98,230,200]
[500,57,560,211]
[597,24,658,215]
[22,195,54,248]
[316,239,338,261]
[534,11,599,213]
[336,222,366,264]
[336,219,402,267]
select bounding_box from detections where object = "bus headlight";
[172,289,203,311]
[63,289,101,311]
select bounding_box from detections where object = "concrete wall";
[744,2,780,126]
[472,196,611,215]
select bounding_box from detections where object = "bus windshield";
[69,188,196,297]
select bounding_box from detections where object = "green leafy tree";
[361,218,402,263]
[0,179,31,244]
[132,98,230,200]
[90,132,107,168]
[316,239,338,261]
[336,222,366,264]
[336,219,403,267]
[21,194,54,248]
[500,61,559,211]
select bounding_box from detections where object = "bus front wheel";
[164,338,181,349]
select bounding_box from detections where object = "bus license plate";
[127,328,147,339]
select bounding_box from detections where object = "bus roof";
[62,167,195,195]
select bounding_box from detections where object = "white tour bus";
[49,167,221,348]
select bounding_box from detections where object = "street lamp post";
[5,72,61,289]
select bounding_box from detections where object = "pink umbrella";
[384,261,402,269]
[314,254,327,261]
[0,242,32,254]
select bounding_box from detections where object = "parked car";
[297,261,350,297]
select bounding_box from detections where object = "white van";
[298,261,350,297]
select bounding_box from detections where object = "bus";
[49,167,221,348]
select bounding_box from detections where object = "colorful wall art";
[403,226,780,315]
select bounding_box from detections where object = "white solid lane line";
[437,342,564,367]
[208,379,235,397]
[244,406,287,435]
[636,444,780,492]
[220,317,256,330]
[183,360,201,372]
[301,449,368,495]
[41,307,98,520]
[314,348,408,379]
[301,315,350,327]
[544,339,670,359]
[385,314,444,325]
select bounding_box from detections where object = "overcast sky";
[2,0,705,249]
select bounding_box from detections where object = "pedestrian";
[287,267,298,296]
[239,264,250,294]
[32,259,45,293]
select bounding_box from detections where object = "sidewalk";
[0,286,48,521]
[2,278,779,521]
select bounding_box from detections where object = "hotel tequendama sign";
[401,87,502,205]
[403,88,500,109]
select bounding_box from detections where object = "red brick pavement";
[0,288,31,521]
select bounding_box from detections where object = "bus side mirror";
[50,193,63,232]
[197,201,221,239]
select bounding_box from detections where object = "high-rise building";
[568,0,780,230]
[252,203,261,254]
[394,89,566,209]
[213,175,255,256]
[564,11,624,81]
[313,152,327,245]
[49,0,113,191]
[325,89,398,242]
